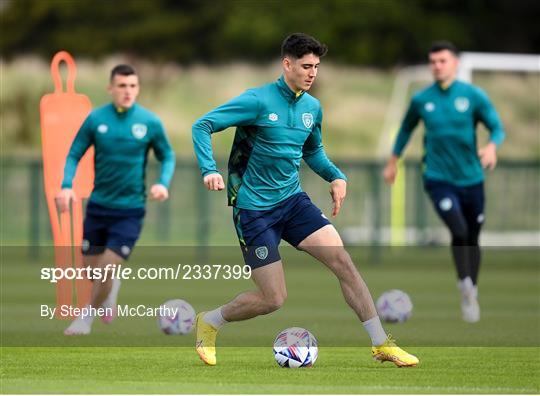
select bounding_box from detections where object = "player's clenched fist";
[55,188,77,212]
[204,173,225,191]
[383,155,399,185]
[478,142,498,171]
[150,184,169,201]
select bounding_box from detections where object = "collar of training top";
[276,75,305,103]
[112,102,138,116]
[436,79,458,93]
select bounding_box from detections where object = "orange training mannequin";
[40,51,93,317]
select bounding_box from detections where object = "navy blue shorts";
[82,201,145,260]
[233,192,331,269]
[424,178,485,230]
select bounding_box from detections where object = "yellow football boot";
[372,335,419,367]
[195,312,218,366]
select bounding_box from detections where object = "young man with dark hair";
[429,40,459,56]
[383,41,505,322]
[192,33,418,367]
[57,64,176,335]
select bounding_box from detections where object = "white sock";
[203,307,227,329]
[102,278,121,309]
[458,277,474,298]
[362,316,387,346]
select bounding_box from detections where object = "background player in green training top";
[56,64,176,335]
[384,41,505,323]
[192,33,419,367]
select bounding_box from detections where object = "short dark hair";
[281,33,328,59]
[429,41,459,56]
[110,64,137,81]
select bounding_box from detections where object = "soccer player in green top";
[384,41,505,322]
[56,64,176,335]
[192,33,419,367]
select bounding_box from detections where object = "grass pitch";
[2,347,538,394]
[1,247,539,393]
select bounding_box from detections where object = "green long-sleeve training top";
[62,103,175,209]
[192,76,346,210]
[393,80,505,186]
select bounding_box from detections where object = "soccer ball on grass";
[157,299,196,335]
[273,327,318,368]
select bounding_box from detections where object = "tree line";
[2,0,539,66]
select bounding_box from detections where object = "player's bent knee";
[332,249,354,270]
[262,292,287,314]
[330,253,361,282]
[448,222,469,243]
[337,249,352,263]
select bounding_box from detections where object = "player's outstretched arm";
[192,90,260,185]
[386,96,421,183]
[57,116,93,212]
[150,119,176,198]
[302,109,347,183]
[150,119,176,190]
[474,88,505,171]
[61,116,94,192]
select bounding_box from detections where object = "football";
[157,299,196,335]
[273,327,318,368]
[376,289,413,323]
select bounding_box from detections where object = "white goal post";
[458,52,540,82]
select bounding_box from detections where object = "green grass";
[1,247,539,393]
[1,347,538,394]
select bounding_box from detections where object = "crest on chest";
[132,123,148,139]
[454,97,470,113]
[302,113,313,129]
